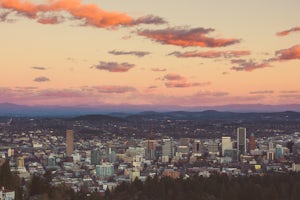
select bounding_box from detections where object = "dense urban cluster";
[1,114,300,199]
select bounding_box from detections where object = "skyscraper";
[222,136,232,156]
[162,139,173,159]
[146,140,156,160]
[193,139,203,154]
[249,133,256,151]
[237,127,246,157]
[66,129,74,157]
[91,149,100,165]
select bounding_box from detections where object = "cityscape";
[1,111,300,199]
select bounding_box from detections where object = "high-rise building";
[162,139,173,158]
[292,142,300,155]
[207,141,219,154]
[275,144,284,160]
[91,149,100,165]
[237,127,246,158]
[193,139,204,155]
[17,156,24,168]
[269,141,274,150]
[249,133,256,151]
[224,149,238,162]
[179,138,190,146]
[222,137,232,156]
[96,163,114,178]
[66,130,74,157]
[146,140,156,160]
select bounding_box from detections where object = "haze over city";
[1,0,300,109]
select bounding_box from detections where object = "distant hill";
[1,102,300,117]
[72,114,125,122]
[126,110,300,121]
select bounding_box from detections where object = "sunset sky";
[1,0,300,108]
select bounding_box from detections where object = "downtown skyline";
[1,0,300,108]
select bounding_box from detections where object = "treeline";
[0,159,23,199]
[107,174,300,200]
[2,159,300,200]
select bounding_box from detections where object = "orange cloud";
[137,27,240,47]
[276,44,300,60]
[169,50,250,58]
[0,0,165,28]
[0,0,38,18]
[277,26,300,36]
[230,45,300,72]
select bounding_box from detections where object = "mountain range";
[1,103,300,117]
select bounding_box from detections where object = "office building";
[269,141,274,150]
[162,139,173,158]
[179,138,190,146]
[237,127,247,157]
[249,133,256,151]
[146,140,156,160]
[207,141,219,154]
[224,149,238,162]
[275,145,284,160]
[17,156,24,168]
[193,139,204,155]
[66,130,74,157]
[222,137,232,156]
[96,163,114,178]
[91,149,100,165]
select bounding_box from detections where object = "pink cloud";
[249,90,274,94]
[108,50,150,58]
[276,44,300,60]
[93,61,135,72]
[37,16,61,24]
[230,59,271,72]
[0,9,13,22]
[137,27,240,48]
[93,86,136,93]
[163,73,186,81]
[280,90,299,94]
[165,81,210,88]
[144,85,158,93]
[279,94,300,99]
[151,67,167,72]
[169,50,250,58]
[33,76,50,82]
[31,66,47,70]
[230,44,300,72]
[277,26,300,36]
[37,89,84,98]
[163,73,210,88]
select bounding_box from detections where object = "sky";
[1,0,300,108]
